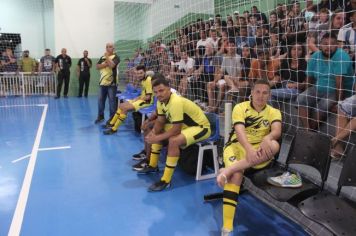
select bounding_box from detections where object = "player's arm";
[235,124,259,165]
[259,121,281,158]
[96,57,107,69]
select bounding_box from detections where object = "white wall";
[0,0,54,59]
[149,0,214,37]
[54,0,115,58]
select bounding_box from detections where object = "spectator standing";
[39,49,55,73]
[55,48,72,98]
[95,43,120,124]
[77,50,92,97]
[18,50,36,73]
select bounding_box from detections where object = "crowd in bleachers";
[124,0,356,158]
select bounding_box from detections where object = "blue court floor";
[0,96,308,236]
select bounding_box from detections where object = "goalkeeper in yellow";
[217,79,282,236]
[103,65,154,135]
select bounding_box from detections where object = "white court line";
[0,104,47,108]
[11,146,71,163]
[38,146,71,152]
[11,155,31,164]
[8,104,48,236]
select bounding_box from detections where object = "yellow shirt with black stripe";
[157,93,210,129]
[227,101,282,145]
[139,76,154,104]
[98,54,120,86]
[224,101,281,169]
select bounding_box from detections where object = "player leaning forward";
[217,79,282,236]
[142,74,211,191]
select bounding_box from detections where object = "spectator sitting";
[285,1,307,44]
[207,40,242,112]
[247,14,258,37]
[18,50,36,73]
[194,42,221,107]
[235,26,255,55]
[331,93,356,159]
[176,51,194,97]
[338,10,356,60]
[207,28,220,50]
[271,43,307,101]
[196,29,208,49]
[297,33,354,130]
[133,49,143,66]
[248,47,280,87]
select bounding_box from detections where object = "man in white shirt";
[206,28,220,50]
[196,30,208,49]
[338,10,356,59]
[177,51,194,96]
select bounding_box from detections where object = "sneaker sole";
[148,183,171,192]
[132,157,146,161]
[137,170,158,175]
[267,179,302,188]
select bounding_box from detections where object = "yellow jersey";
[227,101,282,145]
[157,93,210,129]
[139,76,153,104]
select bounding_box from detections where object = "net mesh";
[114,0,356,197]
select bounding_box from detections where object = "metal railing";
[0,72,56,97]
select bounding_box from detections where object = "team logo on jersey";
[229,156,236,162]
[263,120,269,127]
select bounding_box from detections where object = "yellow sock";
[223,183,240,232]
[110,109,122,125]
[112,113,127,131]
[149,144,162,168]
[161,156,179,183]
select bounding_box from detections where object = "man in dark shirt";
[55,48,72,98]
[77,50,92,97]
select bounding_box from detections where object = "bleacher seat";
[298,146,356,236]
[117,83,141,101]
[249,129,332,205]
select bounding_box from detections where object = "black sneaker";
[132,158,149,171]
[148,180,171,192]
[132,149,146,160]
[95,116,104,124]
[137,165,159,174]
[101,123,113,129]
[54,96,60,99]
[103,129,117,135]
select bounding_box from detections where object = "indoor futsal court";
[0,96,307,236]
[2,0,356,235]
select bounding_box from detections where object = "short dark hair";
[136,65,146,71]
[152,74,170,87]
[45,48,50,51]
[252,79,270,90]
[321,32,337,41]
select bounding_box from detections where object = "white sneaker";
[267,171,302,188]
[221,228,233,236]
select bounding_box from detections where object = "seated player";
[138,74,211,192]
[216,79,282,236]
[103,65,154,135]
